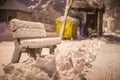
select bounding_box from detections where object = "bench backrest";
[10,19,46,39]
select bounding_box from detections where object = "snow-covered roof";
[0,0,31,12]
[71,0,104,9]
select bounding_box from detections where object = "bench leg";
[50,45,57,54]
[38,48,42,55]
[11,47,22,63]
[11,39,22,63]
[37,48,42,57]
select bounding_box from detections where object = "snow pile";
[0,39,105,80]
[0,58,54,80]
[55,39,105,80]
[56,16,80,26]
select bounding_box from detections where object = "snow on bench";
[10,19,61,63]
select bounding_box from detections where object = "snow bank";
[55,39,105,80]
[0,39,105,80]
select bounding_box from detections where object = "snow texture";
[0,39,105,80]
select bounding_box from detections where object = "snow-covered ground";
[0,38,105,80]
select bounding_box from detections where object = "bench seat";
[21,37,61,48]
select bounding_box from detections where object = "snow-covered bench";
[10,19,61,63]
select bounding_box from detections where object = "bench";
[10,19,61,63]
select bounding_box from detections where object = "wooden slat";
[10,19,46,38]
[21,37,61,48]
[10,19,45,31]
[13,28,46,38]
